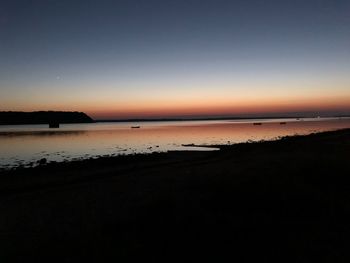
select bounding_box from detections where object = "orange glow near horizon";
[2,84,350,119]
[2,95,350,119]
[86,94,350,119]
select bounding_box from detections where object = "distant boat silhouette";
[280,122,286,125]
[131,126,140,129]
[253,122,262,125]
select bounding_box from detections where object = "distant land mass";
[96,114,350,123]
[0,111,94,125]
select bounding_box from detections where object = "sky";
[0,0,349,119]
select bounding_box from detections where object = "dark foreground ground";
[1,129,350,262]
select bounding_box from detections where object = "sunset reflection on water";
[0,118,349,169]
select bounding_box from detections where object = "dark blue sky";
[1,0,349,118]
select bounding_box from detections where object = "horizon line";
[94,115,350,123]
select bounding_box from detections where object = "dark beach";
[1,129,350,262]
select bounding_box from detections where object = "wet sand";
[1,129,350,262]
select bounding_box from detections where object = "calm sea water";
[0,117,349,169]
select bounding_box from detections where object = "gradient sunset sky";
[1,0,349,119]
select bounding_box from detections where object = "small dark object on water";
[253,123,262,125]
[49,122,59,128]
[131,126,140,129]
[182,143,195,147]
[280,122,286,125]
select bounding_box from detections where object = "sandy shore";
[1,129,350,261]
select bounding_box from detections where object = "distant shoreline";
[1,111,349,125]
[95,115,350,123]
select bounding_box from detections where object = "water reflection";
[0,118,349,169]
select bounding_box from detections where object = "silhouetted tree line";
[0,111,94,125]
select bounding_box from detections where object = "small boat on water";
[131,126,140,129]
[280,122,286,125]
[253,122,262,125]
